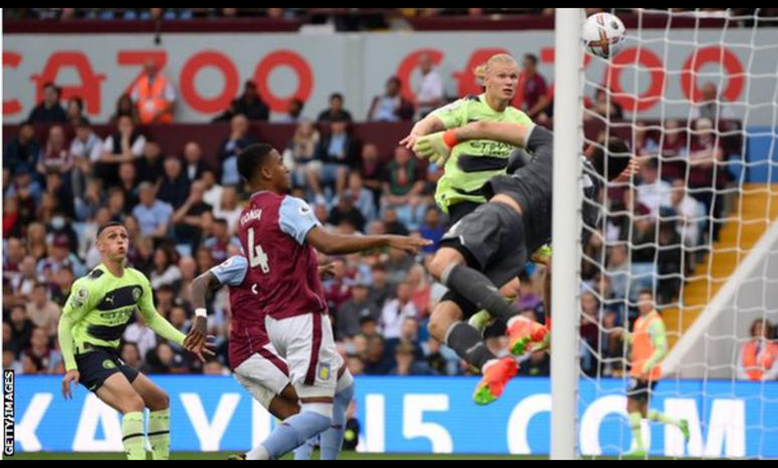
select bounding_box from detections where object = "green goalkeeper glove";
[413,130,459,166]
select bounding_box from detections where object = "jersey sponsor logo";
[240,209,263,227]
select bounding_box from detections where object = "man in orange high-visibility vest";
[617,289,690,458]
[130,59,176,124]
[737,319,778,381]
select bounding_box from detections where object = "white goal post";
[550,7,584,461]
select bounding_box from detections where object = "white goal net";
[554,7,778,459]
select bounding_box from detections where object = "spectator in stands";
[111,93,140,125]
[382,145,425,229]
[65,96,87,125]
[201,169,223,210]
[337,172,377,225]
[20,327,62,375]
[182,141,210,184]
[358,143,386,204]
[158,156,190,210]
[329,193,367,233]
[668,179,705,251]
[36,125,73,176]
[415,53,444,119]
[106,186,128,219]
[221,80,270,122]
[172,180,212,254]
[98,115,147,187]
[150,245,182,290]
[119,342,143,370]
[25,282,61,338]
[278,98,305,123]
[118,162,140,208]
[38,233,86,280]
[135,141,164,185]
[310,117,359,203]
[4,121,40,174]
[519,54,550,121]
[27,82,67,123]
[418,206,444,254]
[363,334,394,375]
[605,244,630,301]
[202,218,241,264]
[132,181,173,240]
[3,349,23,374]
[130,59,176,124]
[337,279,380,340]
[656,217,683,304]
[218,113,257,186]
[737,320,778,381]
[318,93,353,122]
[283,120,320,188]
[690,82,735,123]
[406,264,432,318]
[590,87,623,121]
[368,263,393,309]
[645,119,687,181]
[390,342,431,376]
[212,186,242,235]
[636,158,673,219]
[379,281,418,341]
[7,305,34,356]
[367,76,415,122]
[685,117,727,239]
[69,118,102,164]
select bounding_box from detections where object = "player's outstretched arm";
[452,121,535,147]
[185,270,223,353]
[306,226,431,256]
[400,113,445,151]
[138,276,213,362]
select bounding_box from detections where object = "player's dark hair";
[97,221,126,238]
[591,137,632,181]
[237,143,274,183]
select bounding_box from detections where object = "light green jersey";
[430,94,533,212]
[58,263,185,371]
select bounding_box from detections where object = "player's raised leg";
[131,373,172,460]
[95,373,148,460]
[246,314,339,460]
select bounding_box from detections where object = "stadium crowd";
[4,28,776,383]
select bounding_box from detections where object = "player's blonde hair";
[474,53,519,84]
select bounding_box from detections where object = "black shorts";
[627,378,657,402]
[75,346,139,393]
[447,201,481,228]
[439,202,528,319]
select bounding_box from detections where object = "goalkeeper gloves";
[413,130,459,166]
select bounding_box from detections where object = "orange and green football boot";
[507,316,549,356]
[473,357,518,405]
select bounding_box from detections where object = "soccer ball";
[583,12,626,59]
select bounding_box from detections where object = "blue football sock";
[248,410,331,460]
[320,383,355,460]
